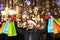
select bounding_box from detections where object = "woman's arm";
[17,27,25,35]
[14,21,25,35]
[39,27,46,34]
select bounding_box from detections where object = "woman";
[45,12,54,40]
[18,20,46,40]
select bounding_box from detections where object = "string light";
[1,10,6,16]
[9,9,15,15]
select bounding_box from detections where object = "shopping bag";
[2,20,10,34]
[48,18,54,33]
[54,22,60,32]
[53,18,60,32]
[0,22,6,34]
[8,21,17,36]
[8,22,12,36]
[12,22,17,36]
[53,21,59,34]
[53,18,60,25]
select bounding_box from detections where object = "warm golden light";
[9,10,15,15]
[1,10,6,16]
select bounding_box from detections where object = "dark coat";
[18,27,46,40]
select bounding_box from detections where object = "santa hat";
[27,20,36,26]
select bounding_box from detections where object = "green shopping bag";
[53,18,60,25]
[8,21,17,36]
[12,22,17,36]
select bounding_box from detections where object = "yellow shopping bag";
[53,21,59,34]
[8,22,12,36]
[0,22,6,34]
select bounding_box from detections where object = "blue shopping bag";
[48,18,54,33]
[2,20,10,34]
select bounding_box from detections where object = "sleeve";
[45,15,51,20]
[39,27,46,35]
[10,16,16,21]
[17,27,25,35]
[14,21,25,35]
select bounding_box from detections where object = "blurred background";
[0,0,60,29]
[0,0,60,40]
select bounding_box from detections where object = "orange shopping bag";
[53,18,60,32]
[0,22,6,34]
[54,22,60,32]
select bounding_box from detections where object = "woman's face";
[27,23,34,29]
